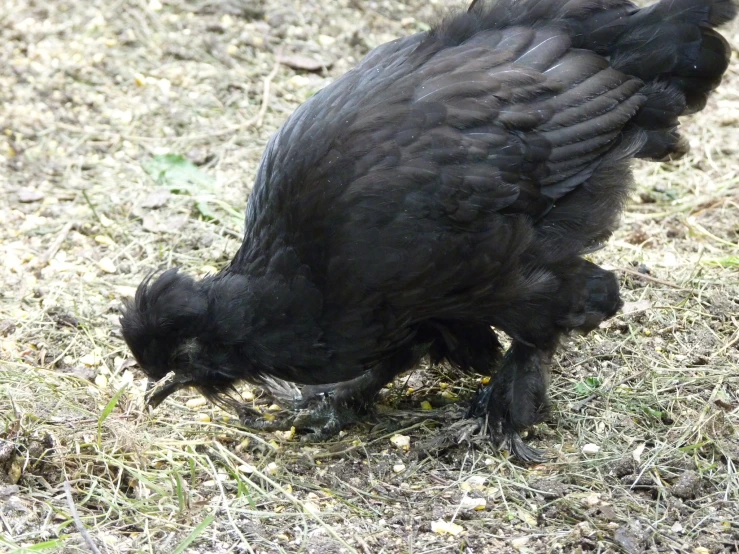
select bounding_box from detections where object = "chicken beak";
[145,374,193,408]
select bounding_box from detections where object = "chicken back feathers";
[121,0,736,408]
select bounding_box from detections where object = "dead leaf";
[431,520,464,536]
[621,299,653,315]
[614,527,641,554]
[142,214,161,233]
[632,443,645,463]
[279,54,331,72]
[141,190,171,209]
[142,214,187,233]
[460,496,486,511]
[17,189,44,203]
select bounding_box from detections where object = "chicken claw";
[238,389,362,442]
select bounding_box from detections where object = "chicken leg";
[465,341,555,463]
[238,351,421,441]
[463,258,622,462]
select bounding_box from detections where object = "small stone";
[390,434,410,451]
[94,235,115,247]
[317,34,335,46]
[98,257,117,274]
[671,471,701,500]
[582,443,601,455]
[80,353,100,366]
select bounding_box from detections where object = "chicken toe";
[238,388,364,442]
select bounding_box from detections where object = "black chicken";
[121,0,736,462]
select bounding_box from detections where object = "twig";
[616,266,692,291]
[311,419,439,460]
[203,455,254,554]
[213,443,360,554]
[715,316,739,356]
[572,368,649,412]
[32,222,74,269]
[53,52,283,145]
[256,50,283,128]
[0,509,12,535]
[63,480,102,554]
[355,534,373,554]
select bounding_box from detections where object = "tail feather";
[587,0,737,160]
[468,0,736,161]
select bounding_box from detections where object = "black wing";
[229,0,733,370]
[237,21,647,269]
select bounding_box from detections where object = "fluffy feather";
[121,0,736,460]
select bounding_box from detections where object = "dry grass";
[1,0,738,552]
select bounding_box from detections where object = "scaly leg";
[465,258,622,462]
[239,353,419,442]
[465,341,554,463]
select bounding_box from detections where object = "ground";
[1,0,738,552]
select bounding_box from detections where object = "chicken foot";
[238,358,410,442]
[464,341,554,464]
[238,388,364,442]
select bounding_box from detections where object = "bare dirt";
[1,0,738,553]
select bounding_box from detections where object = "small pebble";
[98,257,117,274]
[390,434,410,451]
